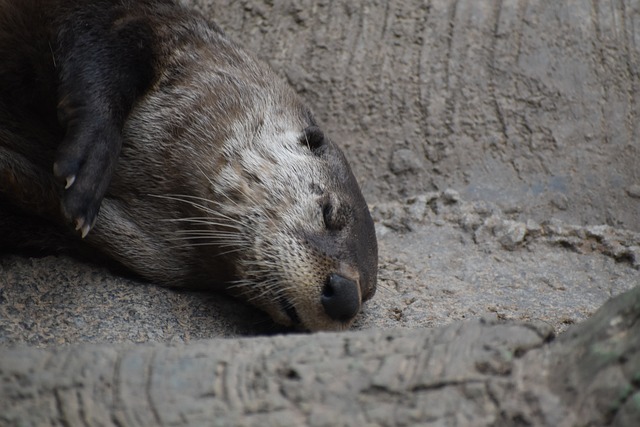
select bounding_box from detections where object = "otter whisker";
[229,283,268,299]
[156,191,238,215]
[215,247,248,256]
[151,194,220,216]
[158,227,249,249]
[239,268,280,279]
[163,241,250,252]
[152,194,252,231]
[245,286,283,302]
[163,236,247,244]
[196,164,281,232]
[161,217,244,231]
[158,232,246,244]
[228,276,280,291]
[168,227,240,234]
[209,192,268,231]
[372,281,394,295]
[176,242,247,249]
[165,199,261,235]
[161,217,235,226]
[173,232,247,241]
[166,235,242,242]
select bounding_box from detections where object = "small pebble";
[627,185,640,199]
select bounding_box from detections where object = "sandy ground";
[2,190,637,346]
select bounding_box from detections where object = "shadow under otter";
[0,0,377,332]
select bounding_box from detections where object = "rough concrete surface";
[1,286,639,426]
[1,0,640,425]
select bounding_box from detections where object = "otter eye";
[301,125,326,154]
[322,202,335,229]
[322,200,346,231]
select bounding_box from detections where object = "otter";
[0,0,377,331]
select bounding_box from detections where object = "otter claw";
[53,162,76,189]
[80,223,91,239]
[53,114,120,242]
[65,175,76,189]
[74,218,91,239]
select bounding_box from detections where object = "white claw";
[74,217,91,239]
[65,175,76,189]
[80,223,91,239]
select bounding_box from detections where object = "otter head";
[216,121,378,331]
[113,28,377,331]
[173,97,379,331]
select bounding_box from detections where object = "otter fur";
[0,0,378,331]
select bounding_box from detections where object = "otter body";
[0,0,377,331]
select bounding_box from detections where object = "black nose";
[321,274,361,322]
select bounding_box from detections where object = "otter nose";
[321,274,361,322]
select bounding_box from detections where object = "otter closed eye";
[0,0,378,332]
[321,199,348,231]
[322,202,334,229]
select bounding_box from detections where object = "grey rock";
[1,287,637,426]
[389,148,422,174]
[627,185,640,199]
[442,188,461,204]
[496,220,528,250]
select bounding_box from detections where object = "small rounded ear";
[300,125,326,154]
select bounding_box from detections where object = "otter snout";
[321,274,361,322]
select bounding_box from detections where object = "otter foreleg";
[52,6,155,237]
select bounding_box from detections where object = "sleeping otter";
[0,0,377,331]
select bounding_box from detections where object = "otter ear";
[300,126,326,154]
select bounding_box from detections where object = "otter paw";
[53,117,122,238]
